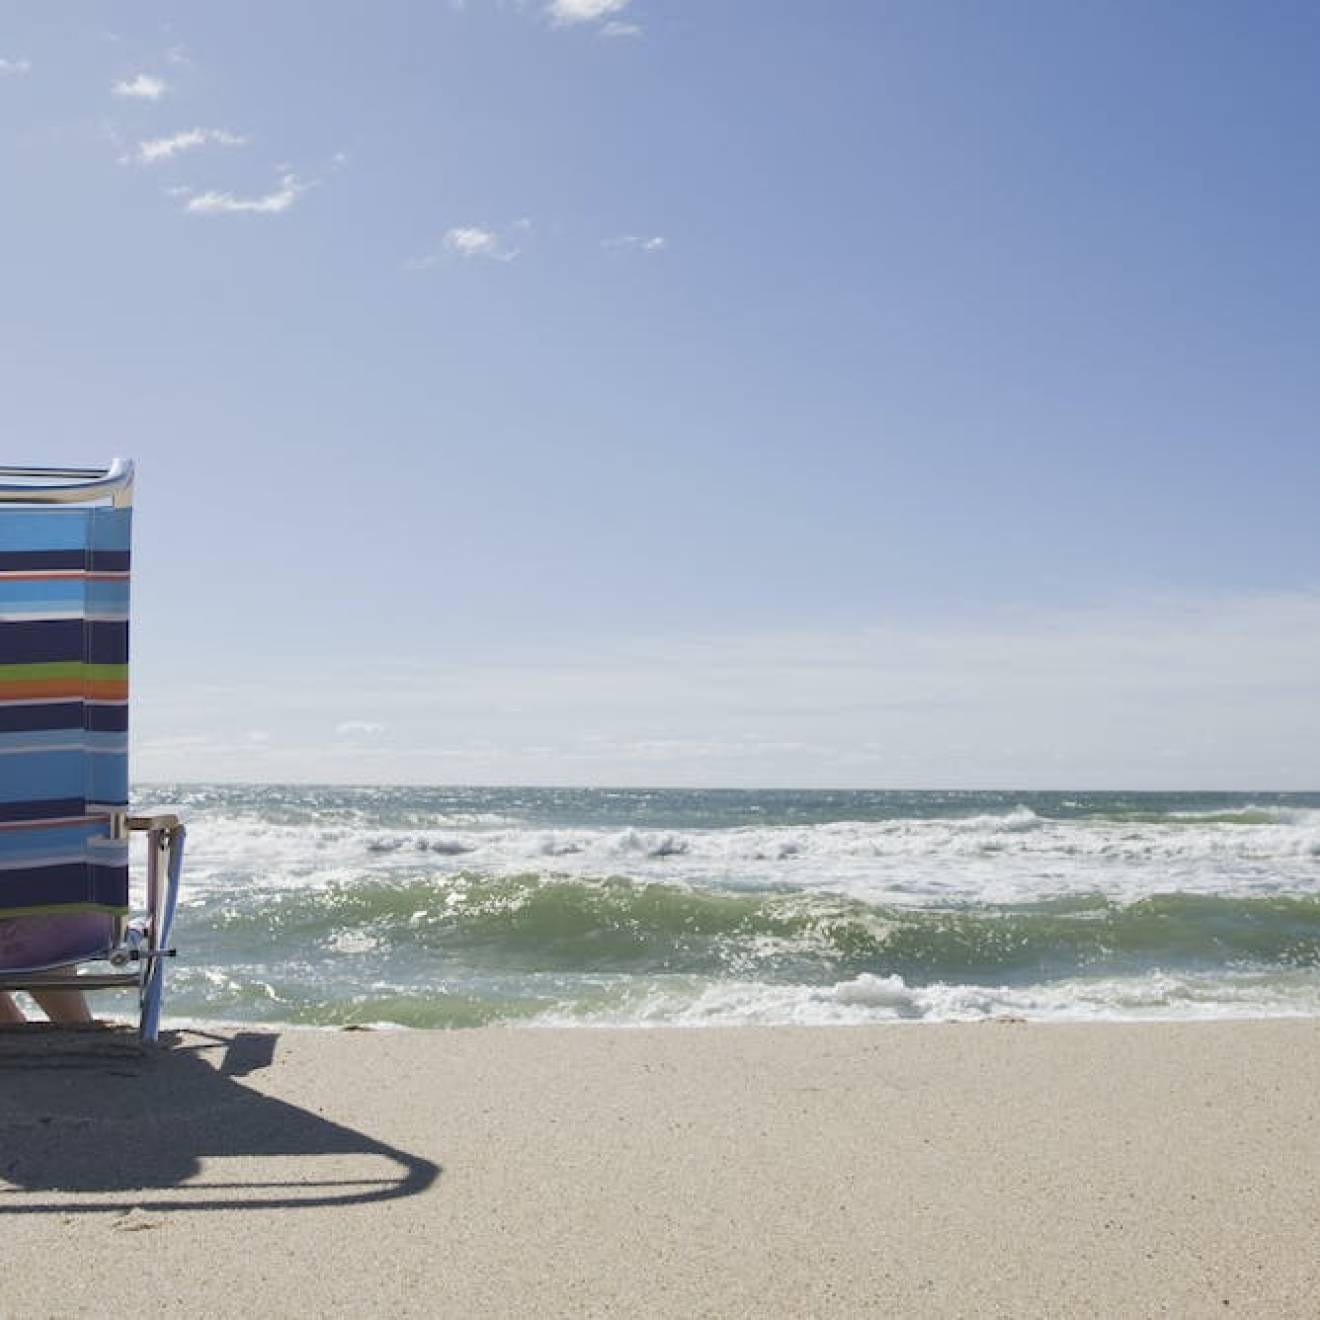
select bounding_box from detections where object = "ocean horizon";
[114,783,1320,1031]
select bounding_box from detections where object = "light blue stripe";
[0,823,104,861]
[87,752,128,804]
[0,578,128,617]
[0,507,131,554]
[88,508,132,552]
[0,749,83,801]
[0,579,87,610]
[0,579,129,617]
[0,510,92,553]
[86,579,131,613]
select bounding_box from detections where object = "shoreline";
[105,1006,1320,1032]
[6,1017,1320,1315]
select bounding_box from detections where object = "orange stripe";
[0,680,127,700]
[86,680,128,700]
[0,680,85,699]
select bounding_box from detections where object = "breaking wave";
[118,785,1320,1030]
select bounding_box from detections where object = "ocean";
[130,784,1320,1029]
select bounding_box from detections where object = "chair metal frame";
[0,459,185,1040]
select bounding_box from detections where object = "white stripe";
[0,697,81,708]
[0,698,130,709]
[0,741,127,755]
[0,571,130,579]
[0,742,86,756]
[0,816,103,831]
[0,619,129,628]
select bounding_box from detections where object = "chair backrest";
[0,482,132,941]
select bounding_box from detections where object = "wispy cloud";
[0,57,31,76]
[184,172,309,216]
[600,21,642,38]
[124,127,248,166]
[165,44,192,68]
[548,0,633,27]
[445,226,516,260]
[603,234,666,253]
[336,721,387,738]
[113,72,167,100]
[411,220,528,268]
[134,590,1320,789]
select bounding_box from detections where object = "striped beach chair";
[0,460,184,1041]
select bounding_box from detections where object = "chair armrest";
[127,811,183,832]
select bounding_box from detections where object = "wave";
[168,805,1320,918]
[127,786,1320,1030]
[530,967,1320,1028]
[187,874,1320,981]
[179,806,1320,869]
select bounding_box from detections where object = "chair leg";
[138,824,185,1042]
[140,961,163,1043]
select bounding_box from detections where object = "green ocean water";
[118,785,1320,1028]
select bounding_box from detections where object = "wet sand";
[3,1019,1319,1316]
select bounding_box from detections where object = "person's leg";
[29,967,92,1024]
[0,992,25,1024]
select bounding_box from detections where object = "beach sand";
[2,1020,1319,1317]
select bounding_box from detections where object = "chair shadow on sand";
[0,1028,439,1215]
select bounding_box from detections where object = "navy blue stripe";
[0,861,129,912]
[0,551,86,571]
[87,620,129,664]
[0,550,130,572]
[85,703,129,732]
[0,702,84,733]
[0,619,128,664]
[0,619,81,663]
[0,797,85,822]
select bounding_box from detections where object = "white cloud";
[600,21,642,38]
[113,73,167,100]
[125,127,248,166]
[184,172,309,216]
[0,57,32,76]
[445,226,512,259]
[410,221,528,268]
[165,45,192,67]
[548,0,632,26]
[336,721,387,738]
[603,234,666,253]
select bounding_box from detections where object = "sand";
[2,1019,1319,1317]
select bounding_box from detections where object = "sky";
[3,1,1320,789]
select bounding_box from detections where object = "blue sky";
[3,1,1319,787]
